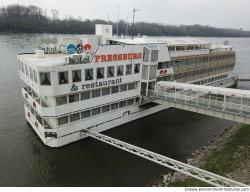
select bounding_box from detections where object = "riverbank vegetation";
[167,124,250,186]
[1,4,250,37]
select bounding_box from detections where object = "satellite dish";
[66,44,77,54]
[76,44,84,54]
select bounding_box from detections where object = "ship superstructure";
[17,24,237,147]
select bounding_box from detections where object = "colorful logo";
[66,44,77,54]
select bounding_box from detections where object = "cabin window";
[111,103,118,110]
[128,82,135,90]
[120,84,127,92]
[107,66,114,78]
[143,48,150,62]
[58,116,68,125]
[81,91,90,100]
[149,65,157,80]
[97,67,104,79]
[69,93,79,103]
[72,70,81,83]
[81,110,90,119]
[102,87,110,96]
[92,89,101,98]
[92,108,100,116]
[85,69,93,81]
[70,113,80,122]
[168,46,175,51]
[151,50,159,62]
[33,69,38,83]
[58,71,68,84]
[40,72,51,86]
[117,65,124,76]
[176,46,185,51]
[119,101,126,108]
[126,64,132,75]
[102,105,110,113]
[111,86,119,94]
[134,64,140,73]
[127,99,134,106]
[56,96,67,106]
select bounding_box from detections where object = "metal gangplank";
[149,81,250,124]
[81,129,247,187]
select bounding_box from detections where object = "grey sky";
[1,0,250,30]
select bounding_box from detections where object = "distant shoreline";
[1,4,250,37]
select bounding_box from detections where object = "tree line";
[1,4,250,37]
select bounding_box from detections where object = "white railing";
[82,128,248,187]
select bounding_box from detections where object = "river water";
[0,34,249,186]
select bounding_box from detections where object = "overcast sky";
[1,0,250,30]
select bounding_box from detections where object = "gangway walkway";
[149,81,250,124]
[81,128,248,187]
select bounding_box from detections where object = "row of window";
[157,54,235,69]
[57,98,139,126]
[39,64,140,86]
[56,82,137,106]
[173,64,234,80]
[168,44,210,52]
[191,74,228,85]
[18,61,38,83]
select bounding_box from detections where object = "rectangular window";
[128,82,135,90]
[29,67,33,80]
[70,113,80,122]
[97,68,104,79]
[151,50,159,62]
[126,64,132,75]
[33,69,38,83]
[58,116,69,126]
[92,89,101,98]
[119,101,127,108]
[85,69,93,81]
[143,48,150,62]
[81,91,90,100]
[127,99,134,106]
[102,105,110,113]
[107,66,114,78]
[102,87,110,96]
[56,96,67,106]
[117,65,124,76]
[40,72,51,86]
[149,65,157,80]
[92,108,100,116]
[72,70,81,83]
[69,93,79,103]
[134,64,140,73]
[111,103,118,110]
[120,84,127,92]
[111,86,119,94]
[58,71,68,84]
[81,110,90,119]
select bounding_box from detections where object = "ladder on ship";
[81,129,248,187]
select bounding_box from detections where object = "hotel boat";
[17,24,237,147]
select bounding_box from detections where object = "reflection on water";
[0,34,249,186]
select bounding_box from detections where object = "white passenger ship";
[17,24,237,147]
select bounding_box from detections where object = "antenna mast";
[117,3,120,37]
[132,8,138,39]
